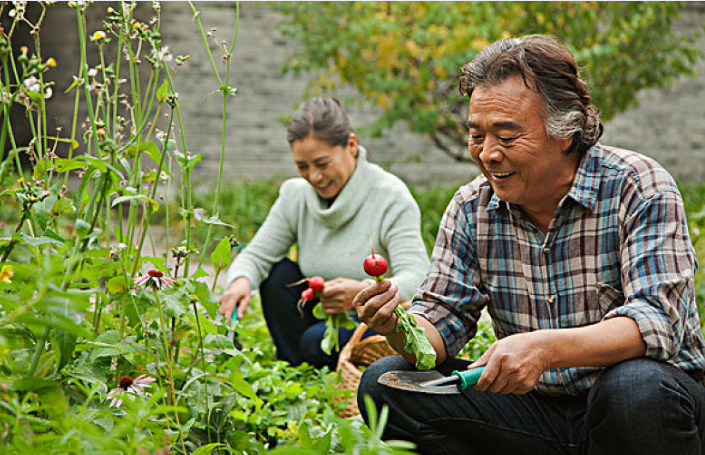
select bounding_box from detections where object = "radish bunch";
[363,240,436,370]
[299,276,355,356]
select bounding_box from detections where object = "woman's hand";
[218,277,251,321]
[319,277,367,314]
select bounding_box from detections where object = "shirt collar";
[565,144,602,211]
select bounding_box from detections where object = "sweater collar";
[304,145,372,229]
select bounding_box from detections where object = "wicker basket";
[335,322,398,418]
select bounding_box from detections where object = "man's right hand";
[218,277,251,322]
[352,279,401,336]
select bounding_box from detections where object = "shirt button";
[543,247,550,255]
[547,295,556,304]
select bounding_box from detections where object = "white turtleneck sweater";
[225,147,430,300]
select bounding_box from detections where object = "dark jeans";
[358,355,705,455]
[260,258,374,369]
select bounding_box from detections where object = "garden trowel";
[378,366,485,395]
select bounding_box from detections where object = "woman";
[218,97,429,369]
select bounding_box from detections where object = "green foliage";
[457,319,497,362]
[276,1,702,160]
[410,184,458,254]
[1,0,702,453]
[681,182,705,323]
[394,306,436,370]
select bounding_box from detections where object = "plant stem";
[153,289,186,453]
[29,327,50,376]
[0,212,27,263]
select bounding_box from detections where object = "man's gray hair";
[459,35,603,155]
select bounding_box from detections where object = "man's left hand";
[469,331,552,395]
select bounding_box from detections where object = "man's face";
[467,76,577,220]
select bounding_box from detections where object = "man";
[353,35,705,455]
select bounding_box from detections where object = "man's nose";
[478,138,503,164]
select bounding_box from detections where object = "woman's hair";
[286,97,356,147]
[459,35,603,155]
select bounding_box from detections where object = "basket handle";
[347,322,368,348]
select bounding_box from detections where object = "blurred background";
[4,1,705,188]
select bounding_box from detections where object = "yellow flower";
[17,177,24,185]
[92,31,106,41]
[0,265,13,284]
[133,22,141,30]
[46,57,57,68]
[107,7,115,14]
[20,46,28,55]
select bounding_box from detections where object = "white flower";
[23,76,40,93]
[106,374,156,408]
[153,46,173,63]
[155,130,168,142]
[22,76,53,100]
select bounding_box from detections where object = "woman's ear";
[347,133,359,158]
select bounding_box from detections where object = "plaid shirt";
[410,144,705,396]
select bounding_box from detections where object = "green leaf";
[190,267,209,280]
[111,194,159,213]
[194,211,236,229]
[163,289,189,318]
[312,303,326,320]
[107,275,128,294]
[192,444,228,455]
[139,140,162,165]
[219,85,238,97]
[47,136,80,151]
[395,306,436,370]
[298,420,332,452]
[229,375,263,410]
[156,80,169,102]
[54,328,77,372]
[210,236,232,272]
[175,150,201,173]
[34,192,58,231]
[20,232,65,247]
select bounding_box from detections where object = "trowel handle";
[452,366,486,390]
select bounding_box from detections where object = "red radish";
[301,288,316,302]
[363,253,388,278]
[363,233,388,282]
[308,276,325,293]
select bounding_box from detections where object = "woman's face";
[291,133,358,201]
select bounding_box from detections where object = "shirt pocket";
[572,282,624,327]
[596,282,624,312]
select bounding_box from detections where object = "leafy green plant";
[276,1,702,161]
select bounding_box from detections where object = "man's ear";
[561,135,574,153]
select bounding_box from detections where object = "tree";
[276,2,702,161]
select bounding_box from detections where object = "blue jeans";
[260,259,375,369]
[358,355,705,455]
